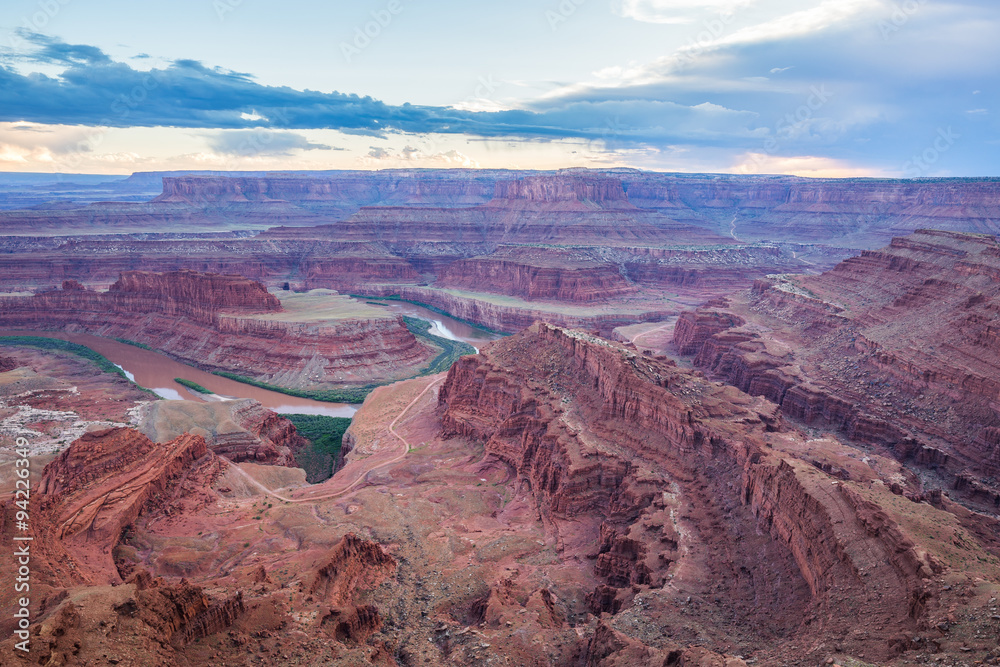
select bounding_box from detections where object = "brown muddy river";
[0,308,500,417]
[0,329,359,417]
[369,300,502,349]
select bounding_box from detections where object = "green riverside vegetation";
[211,372,378,403]
[280,414,352,483]
[0,335,155,394]
[114,337,153,350]
[349,294,509,337]
[174,378,213,394]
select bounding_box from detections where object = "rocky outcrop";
[0,354,16,372]
[309,533,397,605]
[34,427,217,585]
[310,534,397,646]
[439,247,638,303]
[586,620,747,667]
[108,269,282,322]
[139,399,309,466]
[17,574,244,665]
[674,230,1000,506]
[0,271,434,387]
[673,306,744,356]
[439,324,947,663]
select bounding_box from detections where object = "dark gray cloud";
[1,9,997,176]
[0,31,763,147]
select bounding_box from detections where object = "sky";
[0,0,996,177]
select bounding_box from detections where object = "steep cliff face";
[302,256,421,290]
[109,269,282,320]
[33,427,217,585]
[0,271,434,387]
[674,230,1000,507]
[492,174,635,209]
[154,171,499,207]
[620,174,1000,245]
[438,324,953,663]
[438,247,638,303]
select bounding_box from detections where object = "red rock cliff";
[674,229,1000,507]
[33,427,215,585]
[492,174,635,209]
[439,324,942,663]
[109,269,282,321]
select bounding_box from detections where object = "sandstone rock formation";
[0,270,434,388]
[33,427,219,585]
[438,247,638,303]
[0,426,246,664]
[139,398,309,466]
[438,323,1000,664]
[674,229,1000,509]
[109,269,282,320]
[310,533,398,645]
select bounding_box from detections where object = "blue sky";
[0,0,996,176]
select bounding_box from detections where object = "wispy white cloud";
[363,145,480,168]
[614,0,754,25]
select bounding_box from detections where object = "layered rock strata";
[438,247,638,303]
[138,399,309,466]
[33,427,219,585]
[674,230,1000,507]
[438,323,961,663]
[0,270,432,387]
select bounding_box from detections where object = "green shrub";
[175,378,213,395]
[280,414,352,483]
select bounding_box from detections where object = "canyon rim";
[2,2,1000,666]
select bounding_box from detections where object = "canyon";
[4,170,998,251]
[3,322,998,665]
[1,170,999,666]
[673,230,1000,511]
[0,270,435,389]
[1,170,997,334]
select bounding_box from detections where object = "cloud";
[614,0,752,25]
[364,145,480,168]
[1,2,997,178]
[9,30,112,66]
[0,33,774,150]
[206,130,336,156]
[731,152,883,177]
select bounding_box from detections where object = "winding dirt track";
[219,376,442,504]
